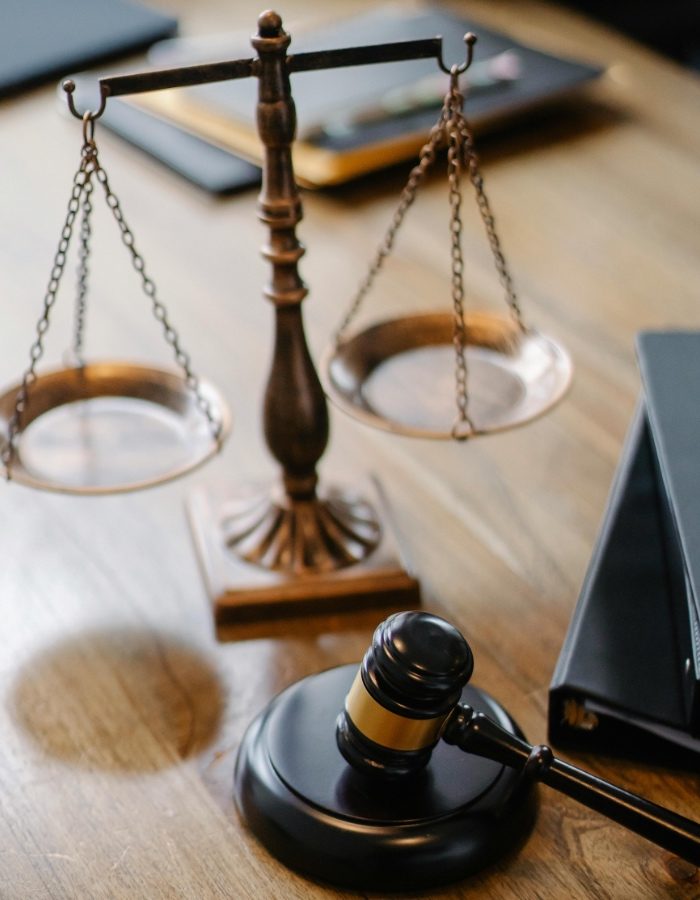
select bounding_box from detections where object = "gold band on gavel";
[344,670,450,752]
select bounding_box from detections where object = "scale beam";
[63,34,465,120]
[62,17,478,130]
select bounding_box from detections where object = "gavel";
[337,611,700,862]
[235,611,700,892]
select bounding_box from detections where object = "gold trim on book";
[132,92,454,187]
[344,670,448,751]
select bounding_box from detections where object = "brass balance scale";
[0,12,572,621]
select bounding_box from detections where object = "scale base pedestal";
[234,664,537,892]
[186,478,419,624]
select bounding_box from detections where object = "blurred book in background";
[129,6,602,187]
[1,0,176,97]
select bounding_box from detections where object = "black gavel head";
[336,610,473,776]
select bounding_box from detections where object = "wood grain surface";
[1,1,699,897]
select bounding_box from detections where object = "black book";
[549,331,700,763]
[638,331,700,726]
[102,100,261,196]
[0,0,177,98]
[134,6,602,186]
[63,6,601,192]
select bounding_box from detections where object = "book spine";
[647,406,700,732]
[548,403,646,745]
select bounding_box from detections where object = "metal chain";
[333,109,447,345]
[445,72,476,440]
[458,116,524,329]
[332,64,525,440]
[72,167,95,366]
[90,142,223,442]
[2,150,92,475]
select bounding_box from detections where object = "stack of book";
[549,332,700,765]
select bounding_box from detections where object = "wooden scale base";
[187,478,420,623]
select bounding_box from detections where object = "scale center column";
[254,11,328,503]
[186,11,419,623]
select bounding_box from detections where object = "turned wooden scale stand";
[0,11,570,622]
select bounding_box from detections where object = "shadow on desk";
[9,627,224,772]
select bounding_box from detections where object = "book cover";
[548,403,700,763]
[102,99,261,195]
[637,331,700,727]
[132,6,602,186]
[1,0,177,97]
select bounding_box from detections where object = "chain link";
[458,117,524,329]
[73,162,95,366]
[445,72,476,439]
[334,113,447,345]
[333,64,523,440]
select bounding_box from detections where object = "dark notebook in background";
[549,331,700,765]
[102,100,261,195]
[0,0,177,97]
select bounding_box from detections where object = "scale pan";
[321,312,572,439]
[0,362,230,494]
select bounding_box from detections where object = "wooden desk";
[1,1,699,897]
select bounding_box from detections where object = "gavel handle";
[443,703,700,865]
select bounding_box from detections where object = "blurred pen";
[318,49,520,137]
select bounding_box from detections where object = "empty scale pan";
[321,311,572,439]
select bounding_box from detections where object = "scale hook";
[437,32,477,75]
[62,79,109,121]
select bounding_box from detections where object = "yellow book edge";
[131,89,438,187]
